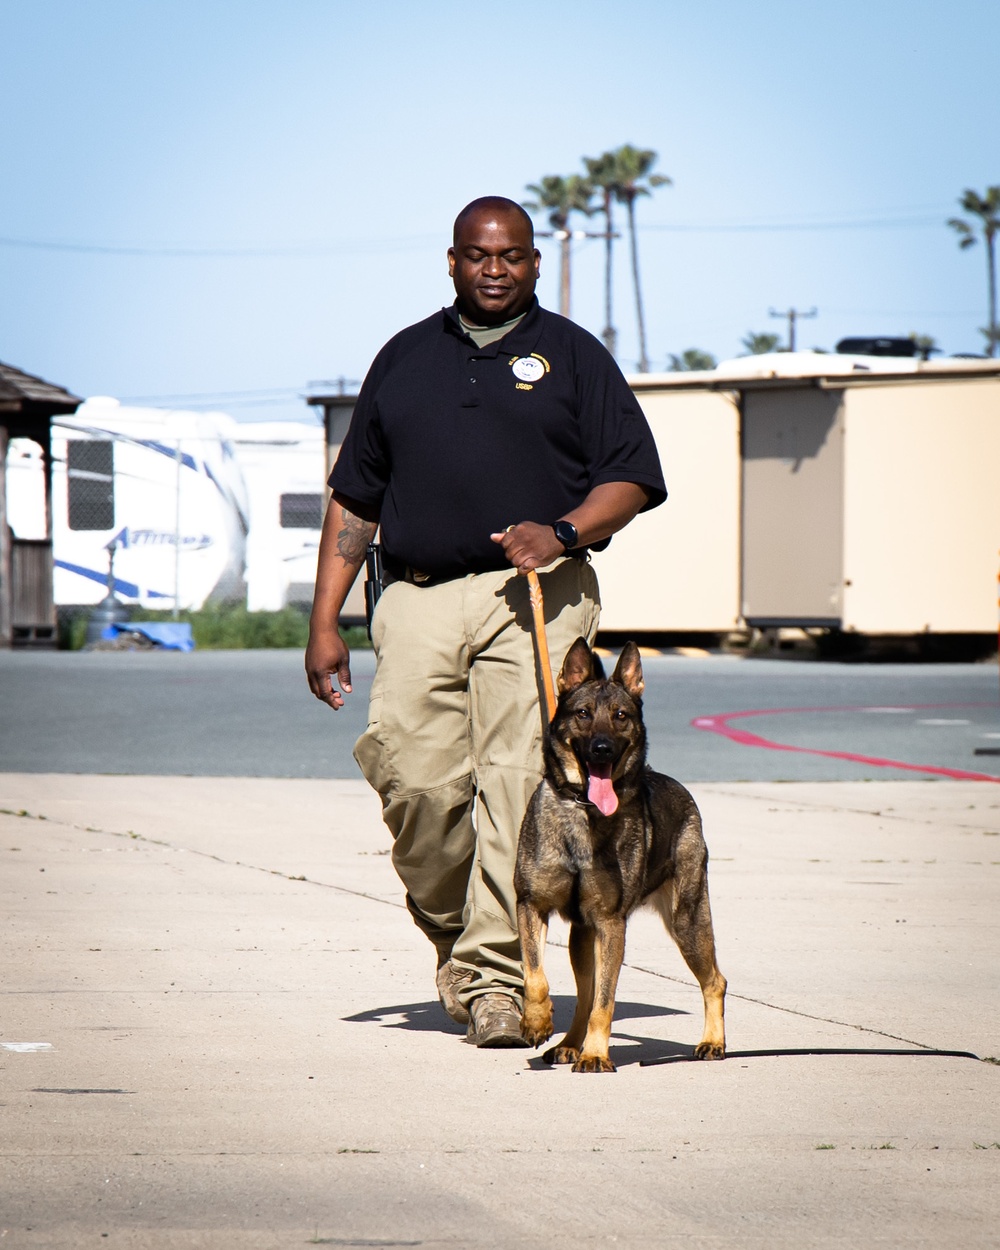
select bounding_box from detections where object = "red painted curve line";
[690,702,1000,783]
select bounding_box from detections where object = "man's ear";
[558,637,594,693]
[447,246,456,277]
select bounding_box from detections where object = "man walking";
[305,196,665,1046]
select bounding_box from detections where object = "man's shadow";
[343,995,697,1064]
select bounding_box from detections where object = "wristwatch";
[552,519,579,551]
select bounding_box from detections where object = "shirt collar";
[442,298,544,356]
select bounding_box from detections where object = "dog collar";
[553,783,593,808]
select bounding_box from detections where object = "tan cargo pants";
[353,556,600,1008]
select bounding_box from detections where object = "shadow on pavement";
[342,1000,463,1033]
[342,996,691,1057]
[640,1046,984,1067]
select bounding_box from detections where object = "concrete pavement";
[2,772,999,1248]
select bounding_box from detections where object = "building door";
[741,386,845,626]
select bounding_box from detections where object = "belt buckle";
[410,568,431,585]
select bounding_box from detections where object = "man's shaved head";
[453,196,534,246]
[448,197,540,325]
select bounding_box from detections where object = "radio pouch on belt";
[364,542,383,639]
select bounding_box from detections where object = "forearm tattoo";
[336,511,376,568]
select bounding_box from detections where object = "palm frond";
[948,217,975,246]
[957,188,1000,227]
[523,173,596,230]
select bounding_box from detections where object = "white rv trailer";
[6,397,250,611]
[5,400,332,614]
[230,420,326,611]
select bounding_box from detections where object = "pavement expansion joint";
[544,936,949,1056]
[700,785,1000,833]
[0,804,409,914]
[620,955,947,1052]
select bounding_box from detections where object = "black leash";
[640,1046,983,1067]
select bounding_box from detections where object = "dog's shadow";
[526,1028,697,1070]
[524,1000,699,1069]
[343,995,697,1064]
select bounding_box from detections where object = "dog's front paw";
[543,1044,580,1065]
[572,1053,617,1074]
[521,1001,554,1047]
[693,1040,725,1061]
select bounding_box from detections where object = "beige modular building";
[313,355,1000,640]
[594,354,1000,639]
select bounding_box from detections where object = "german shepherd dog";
[515,638,726,1072]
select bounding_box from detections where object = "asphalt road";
[3,647,999,783]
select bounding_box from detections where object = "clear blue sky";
[2,0,997,420]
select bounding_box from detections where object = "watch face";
[554,520,578,550]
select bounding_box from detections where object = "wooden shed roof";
[0,360,82,414]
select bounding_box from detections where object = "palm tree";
[607,145,671,372]
[583,152,621,358]
[523,174,594,318]
[948,186,1000,357]
[668,349,716,372]
[908,333,939,361]
[741,331,782,355]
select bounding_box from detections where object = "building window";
[280,492,323,529]
[67,440,114,531]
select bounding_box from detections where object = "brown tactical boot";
[465,992,530,1048]
[435,959,474,1025]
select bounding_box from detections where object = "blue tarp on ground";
[101,622,196,651]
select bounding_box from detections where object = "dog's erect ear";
[558,637,594,693]
[612,641,644,698]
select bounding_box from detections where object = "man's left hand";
[490,522,564,575]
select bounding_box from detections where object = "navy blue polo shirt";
[330,298,666,580]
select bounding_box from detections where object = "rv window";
[67,440,114,531]
[280,492,323,529]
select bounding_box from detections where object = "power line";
[117,386,307,409]
[822,307,980,318]
[0,234,437,257]
[0,208,955,257]
[642,213,945,233]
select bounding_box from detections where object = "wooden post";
[0,425,11,646]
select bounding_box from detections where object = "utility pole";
[537,228,620,322]
[769,306,817,352]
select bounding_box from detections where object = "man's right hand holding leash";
[490,482,651,574]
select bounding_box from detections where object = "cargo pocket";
[582,559,601,640]
[353,693,393,796]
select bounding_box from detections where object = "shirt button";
[469,377,476,383]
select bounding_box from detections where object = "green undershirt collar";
[458,309,528,348]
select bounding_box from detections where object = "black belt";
[380,549,589,589]
[380,554,480,588]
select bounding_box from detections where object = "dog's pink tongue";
[588,767,618,816]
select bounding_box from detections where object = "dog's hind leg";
[653,872,727,1061]
[543,920,596,1065]
[517,900,554,1047]
[572,917,625,1074]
